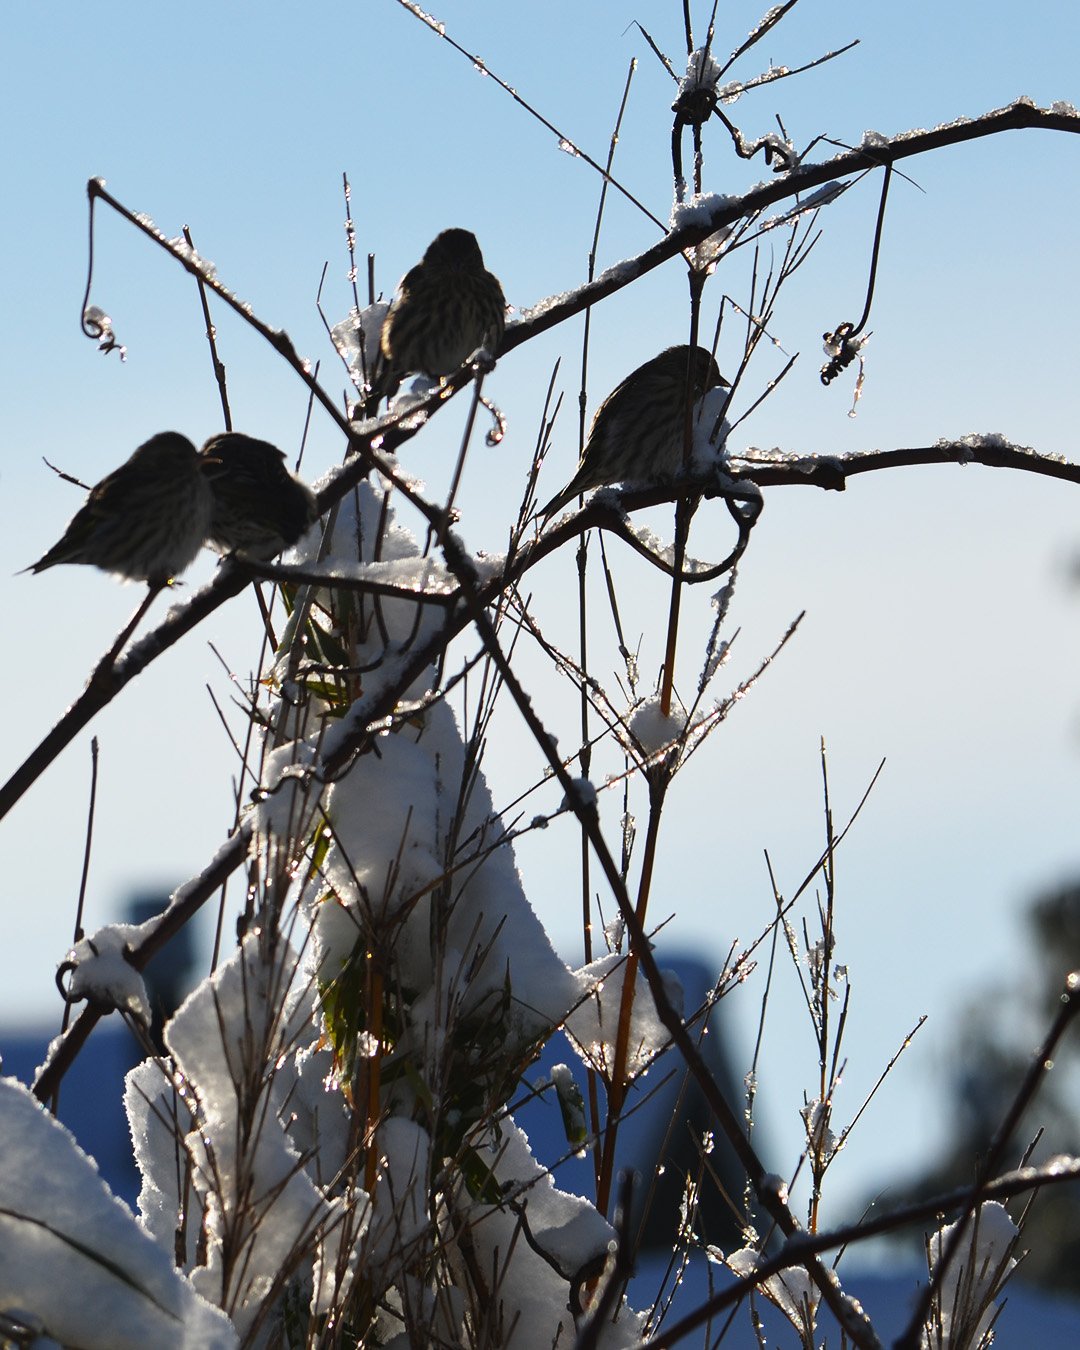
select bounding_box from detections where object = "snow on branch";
[504,100,1080,350]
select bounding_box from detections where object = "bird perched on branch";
[374,228,506,401]
[27,431,211,585]
[539,345,728,519]
[198,433,318,560]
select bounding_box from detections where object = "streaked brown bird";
[27,431,211,585]
[199,433,318,560]
[376,228,506,400]
[539,345,728,519]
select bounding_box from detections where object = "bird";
[27,431,211,585]
[538,345,728,519]
[375,228,506,401]
[198,433,318,560]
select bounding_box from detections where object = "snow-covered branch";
[505,100,1080,349]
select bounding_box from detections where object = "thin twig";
[53,735,101,1104]
[896,972,1080,1349]
[505,102,1080,351]
[643,1153,1080,1348]
[393,0,665,231]
[183,224,231,429]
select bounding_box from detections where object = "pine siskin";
[27,431,211,585]
[539,345,728,518]
[376,228,506,400]
[199,433,318,560]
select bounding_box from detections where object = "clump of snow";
[317,696,584,1044]
[926,1201,1019,1347]
[0,1076,237,1348]
[946,431,1010,453]
[593,256,642,289]
[124,1059,205,1264]
[566,952,671,1080]
[320,725,444,934]
[250,738,322,842]
[387,374,439,417]
[64,925,150,1022]
[161,936,342,1339]
[727,1247,819,1339]
[167,238,217,282]
[471,550,508,586]
[456,1119,644,1348]
[331,302,390,387]
[516,289,578,323]
[603,914,626,951]
[625,693,688,756]
[689,385,732,473]
[364,1118,432,1280]
[801,1098,839,1161]
[680,46,721,95]
[670,192,733,232]
[561,776,597,812]
[930,432,1054,467]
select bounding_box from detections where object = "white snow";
[161,937,344,1339]
[124,1059,205,1264]
[561,776,598,812]
[331,301,390,384]
[250,738,322,842]
[269,553,459,596]
[623,518,733,577]
[670,191,733,231]
[926,1201,1018,1347]
[0,1076,237,1349]
[727,1247,820,1338]
[565,952,672,1080]
[625,693,689,757]
[516,257,641,323]
[680,47,721,95]
[690,386,732,472]
[64,925,151,1023]
[167,237,217,281]
[456,1119,645,1349]
[800,1098,839,1159]
[364,1117,432,1281]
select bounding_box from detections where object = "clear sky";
[2,0,1079,1226]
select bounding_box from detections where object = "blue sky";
[2,0,1079,1224]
